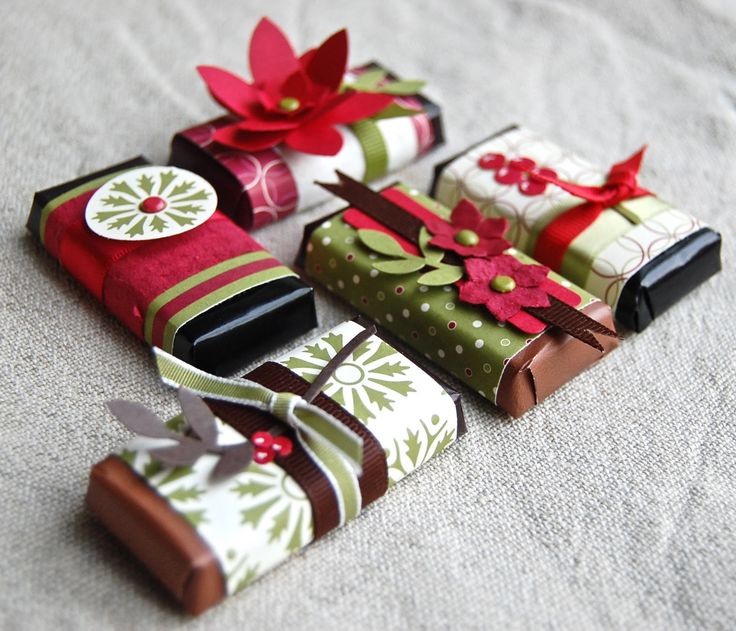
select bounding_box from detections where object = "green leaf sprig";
[357,228,463,286]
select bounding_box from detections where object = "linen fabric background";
[1,0,734,628]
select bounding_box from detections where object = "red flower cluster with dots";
[477,152,558,197]
[423,198,552,327]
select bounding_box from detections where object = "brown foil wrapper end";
[86,456,225,615]
[497,301,619,417]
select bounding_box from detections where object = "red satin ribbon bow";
[528,147,649,271]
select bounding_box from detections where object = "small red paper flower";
[424,199,510,257]
[477,153,558,196]
[457,255,551,322]
[197,18,395,156]
[251,430,293,464]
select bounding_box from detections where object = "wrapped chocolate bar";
[169,18,443,229]
[431,126,722,331]
[87,319,464,614]
[299,173,620,417]
[27,158,316,374]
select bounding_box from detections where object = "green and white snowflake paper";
[121,419,313,595]
[279,320,459,485]
[85,166,217,241]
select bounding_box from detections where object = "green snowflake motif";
[385,414,455,484]
[283,331,416,423]
[231,462,311,555]
[86,166,216,240]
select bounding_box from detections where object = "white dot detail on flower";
[445,302,455,311]
[402,309,410,318]
[420,303,430,312]
[455,345,463,354]
[369,269,379,278]
[386,313,394,322]
[322,236,332,246]
[475,339,484,349]
[500,338,510,347]
[472,320,482,328]
[352,275,360,284]
[437,349,445,358]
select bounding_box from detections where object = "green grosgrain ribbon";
[351,119,389,183]
[153,347,364,525]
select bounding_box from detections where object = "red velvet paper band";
[42,183,288,350]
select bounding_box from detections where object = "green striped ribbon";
[154,348,364,525]
[351,119,389,183]
[38,170,131,244]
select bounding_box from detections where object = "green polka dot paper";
[303,184,599,405]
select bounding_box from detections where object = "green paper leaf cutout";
[171,204,205,215]
[286,509,305,552]
[182,510,207,527]
[109,181,139,198]
[149,215,168,233]
[404,429,422,466]
[268,506,290,543]
[167,485,205,502]
[417,265,463,286]
[169,180,195,197]
[126,217,146,237]
[232,479,272,497]
[363,385,394,411]
[241,496,279,528]
[102,195,136,208]
[165,212,196,227]
[358,229,408,257]
[174,189,211,202]
[371,102,422,120]
[373,258,425,274]
[348,69,387,91]
[378,79,426,95]
[109,213,136,229]
[137,174,154,195]
[157,170,177,195]
[419,227,444,264]
[142,459,164,479]
[234,566,259,593]
[323,332,345,355]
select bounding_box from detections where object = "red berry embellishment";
[271,436,293,458]
[139,196,167,213]
[253,448,274,464]
[251,431,273,448]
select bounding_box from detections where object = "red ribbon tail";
[533,201,604,271]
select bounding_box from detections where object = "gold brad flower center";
[454,229,479,246]
[278,96,301,112]
[490,275,516,293]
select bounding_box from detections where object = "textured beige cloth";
[1,0,735,628]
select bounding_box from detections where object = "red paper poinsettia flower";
[424,199,510,257]
[197,18,396,156]
[477,153,558,196]
[457,255,551,322]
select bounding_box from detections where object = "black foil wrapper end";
[27,156,150,240]
[615,227,722,332]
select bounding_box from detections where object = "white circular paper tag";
[85,166,218,241]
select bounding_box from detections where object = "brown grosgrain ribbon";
[316,171,619,351]
[208,325,389,538]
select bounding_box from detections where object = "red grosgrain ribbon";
[43,182,290,351]
[529,147,649,271]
